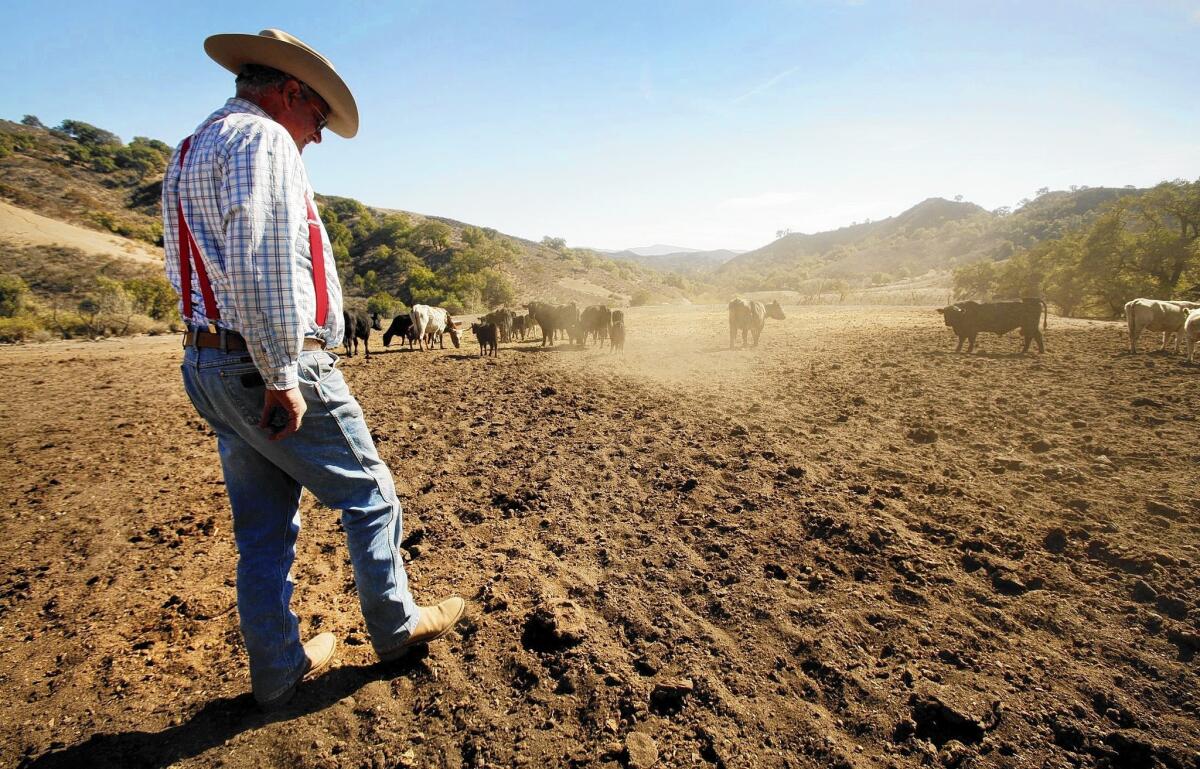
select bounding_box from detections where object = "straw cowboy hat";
[204,29,359,138]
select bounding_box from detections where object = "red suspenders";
[177,137,219,321]
[305,197,328,326]
[175,134,328,327]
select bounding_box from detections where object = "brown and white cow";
[728,298,785,348]
[410,304,461,351]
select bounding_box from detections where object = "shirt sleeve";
[219,126,307,390]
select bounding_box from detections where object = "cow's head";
[447,326,461,348]
[766,300,786,320]
[937,305,961,328]
[371,312,383,331]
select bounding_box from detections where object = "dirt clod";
[1044,528,1068,553]
[624,732,658,769]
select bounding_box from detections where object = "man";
[163,29,464,709]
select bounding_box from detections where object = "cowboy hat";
[204,29,359,138]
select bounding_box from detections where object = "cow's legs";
[955,335,964,353]
[967,334,977,353]
[364,337,370,360]
[729,324,736,349]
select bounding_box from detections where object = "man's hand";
[260,387,307,441]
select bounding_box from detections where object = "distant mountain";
[607,248,741,273]
[627,244,701,257]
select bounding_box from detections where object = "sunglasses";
[308,98,328,133]
[297,83,328,133]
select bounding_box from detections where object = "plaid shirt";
[163,98,344,390]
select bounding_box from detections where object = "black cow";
[382,314,415,349]
[511,314,529,341]
[526,301,559,347]
[343,310,382,358]
[471,321,499,357]
[580,305,612,347]
[937,298,1047,353]
[482,308,515,343]
[556,302,581,345]
[610,319,625,352]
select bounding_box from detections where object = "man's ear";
[281,78,304,107]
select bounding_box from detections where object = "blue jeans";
[181,345,419,703]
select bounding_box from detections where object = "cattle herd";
[343,294,1200,363]
[343,302,628,359]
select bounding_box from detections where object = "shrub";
[0,316,44,343]
[480,268,515,309]
[367,291,404,318]
[630,289,653,307]
[0,273,31,317]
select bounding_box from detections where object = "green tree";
[952,260,997,300]
[55,119,121,147]
[409,221,452,254]
[480,268,515,309]
[0,273,30,317]
[1128,180,1200,292]
[1078,204,1141,316]
[1040,234,1087,316]
[112,137,171,179]
[367,291,403,318]
[124,276,178,320]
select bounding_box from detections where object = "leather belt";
[183,330,325,352]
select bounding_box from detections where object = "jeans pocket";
[218,361,266,426]
[298,351,339,387]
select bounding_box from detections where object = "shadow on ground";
[21,651,429,769]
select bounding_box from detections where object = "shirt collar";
[220,97,272,120]
[194,97,277,136]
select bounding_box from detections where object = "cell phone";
[267,406,289,435]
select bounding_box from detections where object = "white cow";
[1184,309,1200,363]
[409,304,461,351]
[1124,298,1195,353]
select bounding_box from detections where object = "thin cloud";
[718,192,800,210]
[639,64,655,103]
[731,65,800,104]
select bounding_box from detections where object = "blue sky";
[2,1,1198,250]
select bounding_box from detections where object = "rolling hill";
[0,118,689,316]
[713,190,1143,292]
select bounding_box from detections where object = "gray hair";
[235,64,292,97]
[235,64,323,106]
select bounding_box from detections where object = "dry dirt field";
[1,305,1198,769]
